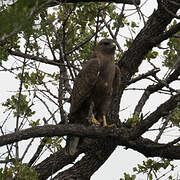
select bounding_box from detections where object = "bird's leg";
[91,114,100,126]
[102,115,114,127]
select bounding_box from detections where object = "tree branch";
[52,139,116,180]
[1,123,180,158]
[134,59,180,114]
[128,68,160,85]
[0,124,129,147]
[8,50,61,67]
[34,149,79,180]
[131,93,180,138]
[118,0,180,77]
[45,0,140,7]
[151,22,180,43]
[125,137,180,159]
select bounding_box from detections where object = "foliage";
[120,173,136,180]
[0,160,38,180]
[163,20,180,68]
[145,50,158,61]
[120,159,176,180]
[0,0,37,37]
[171,106,180,127]
[43,137,63,151]
[16,71,45,88]
[2,94,35,117]
[124,112,140,128]
[133,159,174,180]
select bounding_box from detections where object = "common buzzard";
[65,39,120,155]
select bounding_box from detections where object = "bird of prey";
[65,38,120,155]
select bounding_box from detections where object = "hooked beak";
[112,42,116,50]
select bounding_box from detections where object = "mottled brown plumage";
[65,39,120,155]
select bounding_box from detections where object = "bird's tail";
[65,136,80,156]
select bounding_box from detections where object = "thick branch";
[0,124,128,147]
[118,1,179,77]
[126,137,180,159]
[151,22,180,43]
[1,123,180,158]
[34,149,79,180]
[52,138,116,180]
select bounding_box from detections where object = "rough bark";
[52,138,117,180]
[34,149,79,180]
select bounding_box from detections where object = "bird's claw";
[91,114,100,126]
[103,123,115,128]
[102,115,114,128]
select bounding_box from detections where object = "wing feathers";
[70,59,100,114]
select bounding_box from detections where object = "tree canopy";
[0,0,180,179]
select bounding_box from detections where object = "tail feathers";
[65,136,80,156]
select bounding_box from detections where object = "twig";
[21,138,34,161]
[133,59,180,115]
[28,138,48,166]
[131,93,180,139]
[154,114,171,143]
[102,17,123,53]
[128,68,160,85]
[15,39,29,159]
[115,4,125,38]
[8,50,61,66]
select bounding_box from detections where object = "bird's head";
[96,39,116,54]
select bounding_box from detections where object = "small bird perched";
[65,38,120,156]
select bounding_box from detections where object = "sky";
[0,1,180,180]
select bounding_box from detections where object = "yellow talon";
[91,114,100,126]
[102,115,114,127]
